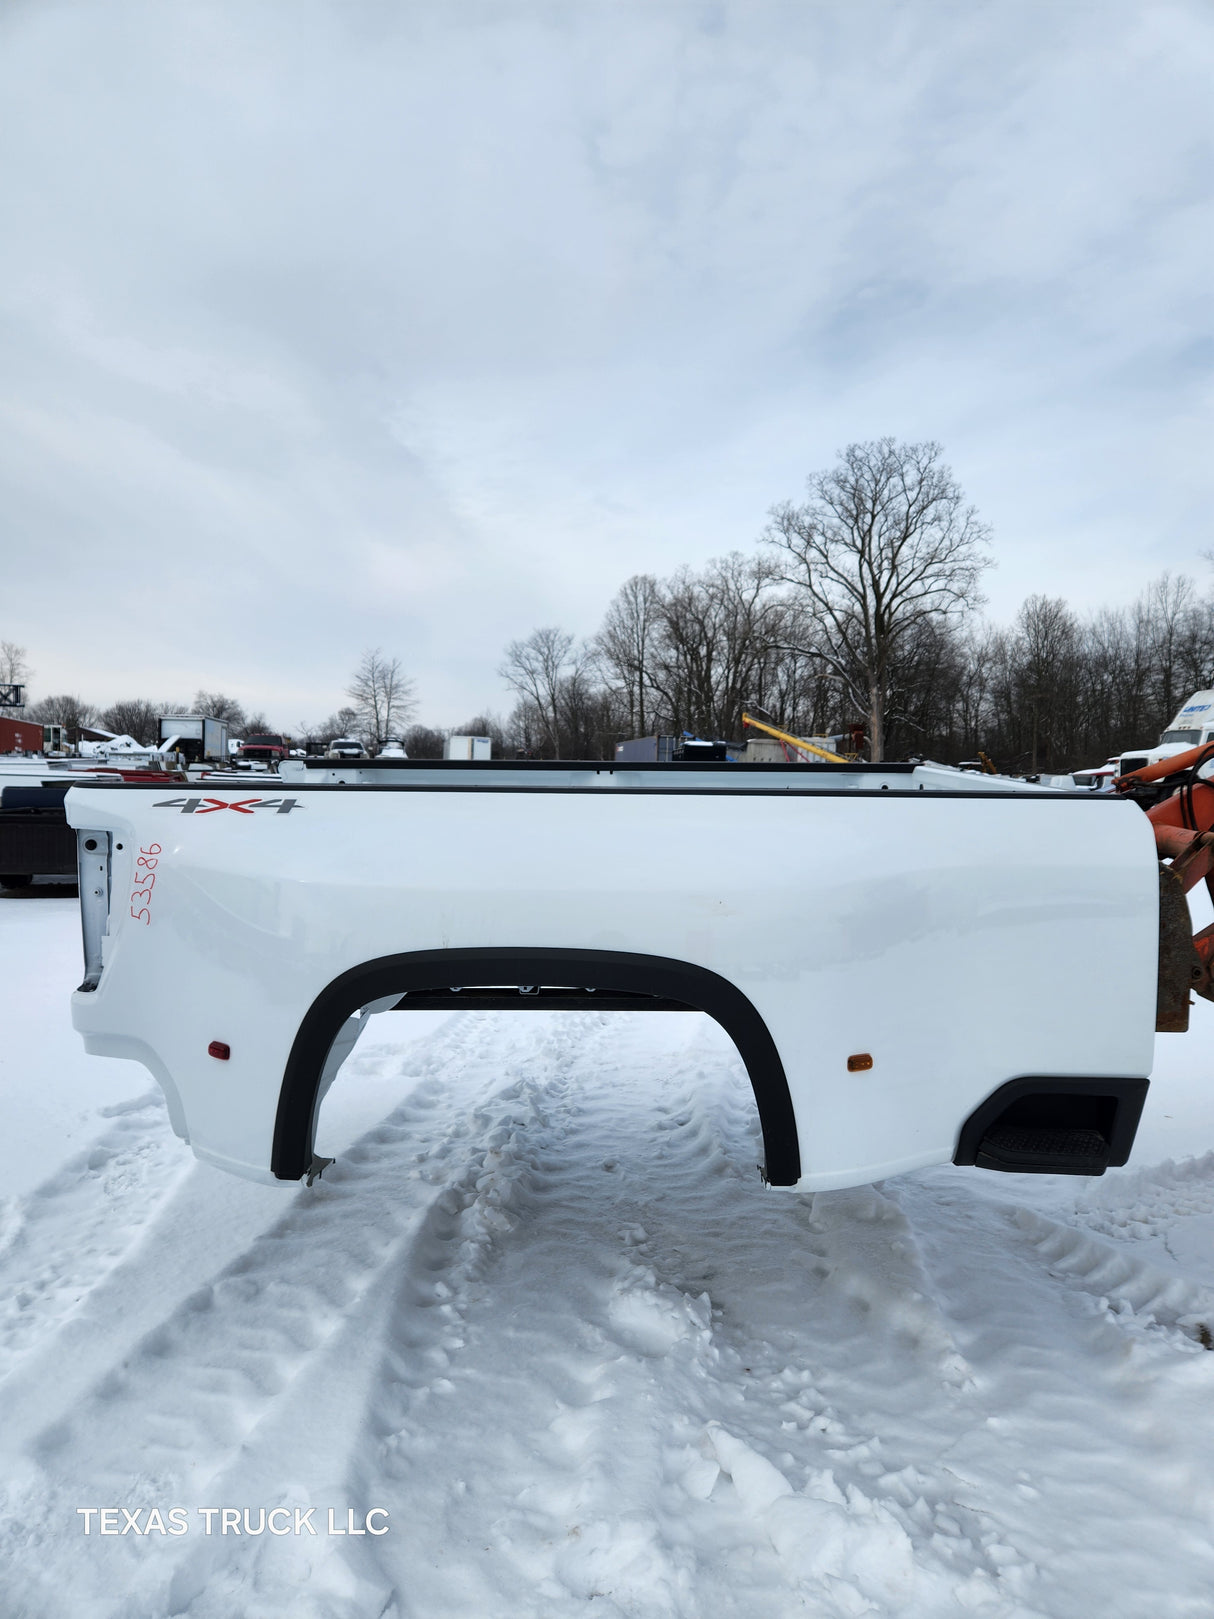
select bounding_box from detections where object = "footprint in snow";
[605,1272,712,1358]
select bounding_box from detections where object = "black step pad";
[975,1124,1111,1175]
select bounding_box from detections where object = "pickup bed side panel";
[273,949,801,1183]
[65,785,1159,1191]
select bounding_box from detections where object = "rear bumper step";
[975,1124,1110,1175]
[955,1076,1149,1178]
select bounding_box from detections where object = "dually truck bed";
[65,759,1161,1192]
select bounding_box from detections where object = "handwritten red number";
[130,845,163,924]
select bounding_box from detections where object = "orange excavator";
[1116,745,1214,1028]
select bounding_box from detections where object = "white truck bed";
[65,759,1160,1192]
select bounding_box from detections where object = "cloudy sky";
[2,0,1210,728]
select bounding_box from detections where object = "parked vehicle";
[1118,691,1214,779]
[1071,759,1120,791]
[66,757,1163,1192]
[325,737,367,759]
[236,733,291,768]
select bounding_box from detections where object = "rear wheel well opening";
[272,948,800,1187]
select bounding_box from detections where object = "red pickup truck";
[236,733,291,767]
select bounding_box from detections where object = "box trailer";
[159,715,229,765]
[444,735,492,760]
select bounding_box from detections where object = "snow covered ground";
[3,888,1214,1617]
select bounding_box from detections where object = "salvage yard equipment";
[1,764,184,889]
[740,711,850,763]
[1117,742,1214,1029]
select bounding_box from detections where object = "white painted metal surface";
[64,764,1159,1191]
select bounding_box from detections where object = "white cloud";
[2,0,1210,722]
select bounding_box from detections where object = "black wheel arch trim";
[272,947,801,1186]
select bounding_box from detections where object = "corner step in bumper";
[975,1125,1110,1175]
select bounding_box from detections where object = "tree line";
[0,643,475,759]
[496,440,1214,773]
[7,441,1213,772]
[498,561,1214,774]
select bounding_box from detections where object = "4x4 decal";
[153,797,305,815]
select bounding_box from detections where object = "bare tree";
[401,725,446,758]
[879,614,970,760]
[499,628,587,756]
[1176,599,1214,705]
[503,696,548,758]
[946,623,1002,762]
[307,706,362,747]
[1079,606,1151,760]
[1136,572,1196,727]
[456,713,509,755]
[1132,572,1214,725]
[26,694,97,737]
[99,699,161,744]
[1014,595,1081,772]
[765,439,992,760]
[193,691,248,730]
[644,554,789,740]
[347,649,416,744]
[0,641,30,690]
[595,575,663,737]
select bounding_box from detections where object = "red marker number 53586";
[130,844,162,925]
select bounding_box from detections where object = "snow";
[4,888,1214,1616]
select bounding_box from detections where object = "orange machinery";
[1116,744,1214,1021]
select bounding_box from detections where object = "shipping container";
[0,717,45,754]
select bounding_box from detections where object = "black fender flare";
[272,948,801,1186]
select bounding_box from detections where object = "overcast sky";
[2,0,1211,728]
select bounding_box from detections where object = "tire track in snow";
[1076,1150,1214,1242]
[0,1015,572,1619]
[1013,1200,1214,1352]
[588,1058,995,1615]
[626,1078,1001,1617]
[894,1170,1214,1616]
[11,1002,1214,1617]
[335,1020,993,1618]
[155,1026,591,1619]
[0,1093,189,1383]
[341,1016,712,1618]
[1070,1150,1214,1303]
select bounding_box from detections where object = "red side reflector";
[208,1041,231,1061]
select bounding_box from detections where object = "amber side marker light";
[208,1041,231,1061]
[847,1053,873,1072]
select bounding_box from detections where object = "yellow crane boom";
[741,712,848,764]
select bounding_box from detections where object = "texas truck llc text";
[76,1507,390,1536]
